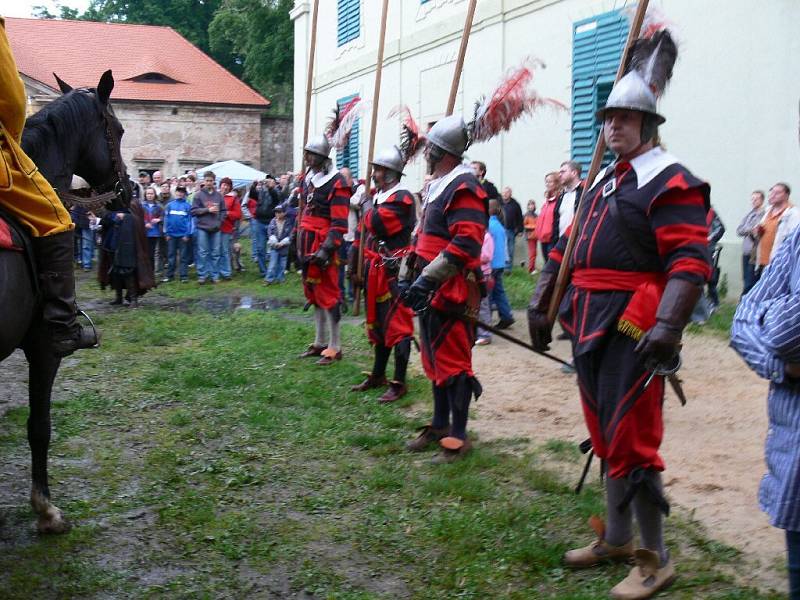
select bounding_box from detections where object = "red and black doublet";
[356,184,416,348]
[414,165,488,387]
[545,147,711,479]
[299,169,352,310]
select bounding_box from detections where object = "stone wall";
[260,116,294,175]
[113,102,264,177]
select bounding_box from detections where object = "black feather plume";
[624,29,678,98]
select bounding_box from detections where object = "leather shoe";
[351,373,388,391]
[299,344,325,358]
[316,349,342,365]
[406,424,448,452]
[496,318,515,330]
[378,381,407,403]
[431,437,472,464]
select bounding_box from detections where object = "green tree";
[208,0,294,114]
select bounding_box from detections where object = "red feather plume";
[388,105,426,163]
[469,59,566,145]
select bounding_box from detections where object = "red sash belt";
[572,268,666,341]
[300,214,330,236]
[415,232,448,261]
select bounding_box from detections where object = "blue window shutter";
[570,10,628,172]
[337,0,360,47]
[335,94,360,179]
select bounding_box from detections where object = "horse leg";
[23,330,70,534]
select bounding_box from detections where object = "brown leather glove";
[527,270,557,351]
[635,278,702,369]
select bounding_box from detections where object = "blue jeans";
[196,229,221,281]
[490,268,513,321]
[505,229,516,272]
[253,220,269,276]
[78,226,94,269]
[218,232,233,278]
[742,254,758,296]
[787,530,800,599]
[266,250,287,283]
[167,236,190,280]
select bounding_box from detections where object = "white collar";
[375,182,410,205]
[310,166,337,188]
[424,163,473,206]
[589,146,680,191]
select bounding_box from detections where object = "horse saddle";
[0,205,38,285]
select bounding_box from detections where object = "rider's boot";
[31,230,100,357]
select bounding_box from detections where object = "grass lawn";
[0,257,767,598]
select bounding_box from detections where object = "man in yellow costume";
[1,16,99,356]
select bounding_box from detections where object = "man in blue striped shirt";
[731,226,800,598]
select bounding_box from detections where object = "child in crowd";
[265,204,292,284]
[162,186,193,283]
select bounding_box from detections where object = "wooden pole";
[546,0,650,324]
[352,0,390,317]
[302,0,320,155]
[297,0,319,256]
[446,0,477,116]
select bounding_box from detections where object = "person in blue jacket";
[141,187,164,273]
[163,186,193,282]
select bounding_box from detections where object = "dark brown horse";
[0,70,129,533]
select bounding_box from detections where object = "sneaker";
[474,337,491,346]
[161,277,172,283]
[610,549,676,600]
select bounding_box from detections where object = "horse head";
[48,70,132,211]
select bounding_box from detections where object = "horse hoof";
[37,509,71,534]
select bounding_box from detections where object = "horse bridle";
[57,91,131,211]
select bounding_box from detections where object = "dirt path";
[467,314,784,591]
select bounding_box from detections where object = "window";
[337,0,360,47]
[571,9,628,171]
[336,94,360,178]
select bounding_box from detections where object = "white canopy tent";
[194,160,266,189]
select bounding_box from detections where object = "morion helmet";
[595,70,665,125]
[427,114,469,158]
[370,145,405,176]
[304,134,332,159]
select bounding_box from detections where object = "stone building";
[7,17,294,178]
[291,0,800,296]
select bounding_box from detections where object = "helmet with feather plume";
[304,96,366,159]
[596,19,678,143]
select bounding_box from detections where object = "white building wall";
[293,0,800,296]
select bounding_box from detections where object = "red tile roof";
[5,17,270,108]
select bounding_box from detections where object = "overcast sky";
[1,0,90,19]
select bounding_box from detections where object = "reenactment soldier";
[401,63,562,463]
[400,114,488,463]
[349,144,417,403]
[527,30,711,599]
[297,105,358,365]
[0,16,99,356]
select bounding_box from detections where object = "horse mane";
[21,89,99,163]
